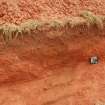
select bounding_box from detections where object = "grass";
[80,10,104,29]
[0,11,104,42]
[48,19,66,28]
[65,17,86,28]
[0,23,19,42]
[0,20,42,42]
[20,19,42,33]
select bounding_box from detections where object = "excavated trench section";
[0,0,105,105]
[0,26,105,105]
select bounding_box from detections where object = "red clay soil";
[0,27,105,105]
[0,0,105,105]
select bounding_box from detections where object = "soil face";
[0,28,105,105]
[0,0,105,105]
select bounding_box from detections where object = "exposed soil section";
[0,26,105,104]
[0,0,105,105]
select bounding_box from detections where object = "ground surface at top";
[0,0,105,24]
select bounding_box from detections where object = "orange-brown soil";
[0,0,105,105]
[0,26,105,105]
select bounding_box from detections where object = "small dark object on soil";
[90,56,98,64]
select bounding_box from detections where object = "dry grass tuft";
[20,19,42,33]
[48,19,65,28]
[0,13,105,43]
[80,10,104,29]
[0,23,18,42]
[65,17,86,28]
[0,19,42,42]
